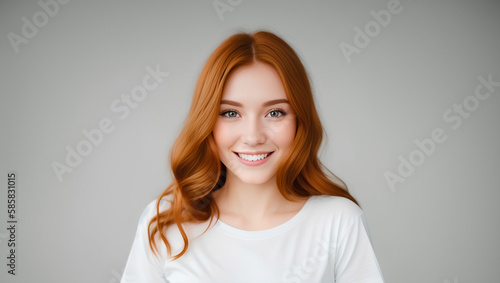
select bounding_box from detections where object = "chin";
[230,172,276,185]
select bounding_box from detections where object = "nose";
[240,116,266,145]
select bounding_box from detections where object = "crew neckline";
[214,195,317,240]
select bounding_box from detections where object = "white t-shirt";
[121,194,385,283]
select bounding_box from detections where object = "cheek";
[269,118,296,148]
[213,121,232,151]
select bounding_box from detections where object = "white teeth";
[238,153,270,161]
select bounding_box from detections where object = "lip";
[233,151,274,166]
[235,151,273,155]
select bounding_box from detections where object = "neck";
[212,171,289,221]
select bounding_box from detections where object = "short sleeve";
[334,212,385,283]
[121,200,169,283]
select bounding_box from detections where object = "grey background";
[1,0,499,282]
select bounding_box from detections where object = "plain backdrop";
[1,0,499,282]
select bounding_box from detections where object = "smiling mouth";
[234,152,274,161]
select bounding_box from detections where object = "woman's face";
[212,62,296,185]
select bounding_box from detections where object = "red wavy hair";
[148,30,359,260]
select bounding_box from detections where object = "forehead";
[221,62,287,101]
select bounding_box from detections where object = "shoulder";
[305,195,365,231]
[309,194,363,217]
[139,194,173,226]
[305,195,370,242]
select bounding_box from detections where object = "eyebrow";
[220,99,289,107]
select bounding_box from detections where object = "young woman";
[122,30,385,282]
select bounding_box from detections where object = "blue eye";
[267,109,287,118]
[220,109,287,118]
[220,110,240,118]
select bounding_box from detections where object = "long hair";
[148,30,359,260]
